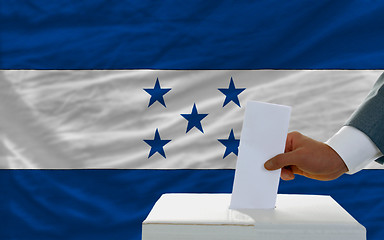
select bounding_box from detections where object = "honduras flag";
[2,1,384,240]
[2,70,384,240]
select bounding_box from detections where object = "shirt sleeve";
[326,126,383,174]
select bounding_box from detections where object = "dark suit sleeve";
[346,73,384,164]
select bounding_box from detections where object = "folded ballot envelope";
[142,193,366,240]
[230,101,291,209]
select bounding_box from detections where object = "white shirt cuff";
[325,126,383,174]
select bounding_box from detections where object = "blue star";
[218,77,245,107]
[181,103,208,133]
[143,129,171,158]
[144,78,171,107]
[218,129,240,158]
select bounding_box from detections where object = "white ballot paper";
[230,101,291,209]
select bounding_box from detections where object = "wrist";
[324,143,348,176]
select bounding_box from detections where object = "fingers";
[281,167,295,180]
[284,131,302,153]
[264,151,299,170]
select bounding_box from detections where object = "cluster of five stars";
[143,78,245,159]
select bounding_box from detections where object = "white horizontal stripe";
[0,70,382,169]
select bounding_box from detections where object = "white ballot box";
[142,194,365,240]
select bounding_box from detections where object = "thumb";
[264,151,299,170]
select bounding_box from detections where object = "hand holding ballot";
[264,131,348,181]
[265,73,384,181]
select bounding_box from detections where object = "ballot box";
[142,194,365,240]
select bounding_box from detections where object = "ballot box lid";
[143,193,364,229]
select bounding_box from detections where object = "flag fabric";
[2,1,384,240]
[2,1,384,70]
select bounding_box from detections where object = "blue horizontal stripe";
[2,1,384,69]
[2,169,384,240]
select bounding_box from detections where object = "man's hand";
[264,131,348,181]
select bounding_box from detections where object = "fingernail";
[281,170,288,179]
[264,160,273,170]
[281,171,294,181]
